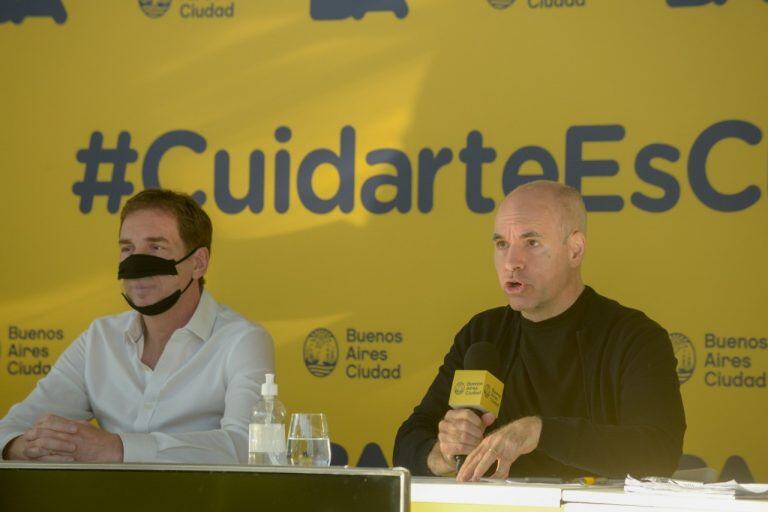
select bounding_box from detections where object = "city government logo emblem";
[454,381,466,395]
[670,332,695,384]
[303,328,339,377]
[138,0,172,18]
[487,0,516,8]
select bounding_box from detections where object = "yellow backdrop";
[1,0,766,479]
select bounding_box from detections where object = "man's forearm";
[538,416,682,477]
[120,429,243,464]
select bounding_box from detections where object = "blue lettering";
[361,149,412,213]
[143,130,208,205]
[632,143,681,212]
[688,120,762,212]
[213,150,265,214]
[565,125,626,212]
[459,131,496,214]
[502,146,559,194]
[297,125,355,214]
[417,148,453,213]
[274,127,292,213]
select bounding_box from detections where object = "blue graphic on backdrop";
[71,121,765,215]
[357,442,388,468]
[310,0,408,20]
[720,455,755,483]
[0,0,66,24]
[330,442,389,467]
[680,454,756,483]
[138,0,173,19]
[667,0,767,6]
[304,328,339,378]
[667,0,726,6]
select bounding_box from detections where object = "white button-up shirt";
[0,291,274,464]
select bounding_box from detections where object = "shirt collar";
[185,290,218,341]
[124,290,218,344]
[126,311,143,344]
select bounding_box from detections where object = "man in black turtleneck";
[393,181,686,481]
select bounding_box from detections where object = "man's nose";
[504,245,524,272]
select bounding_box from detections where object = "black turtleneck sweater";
[393,286,686,479]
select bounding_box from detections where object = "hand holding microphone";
[432,408,496,475]
[428,343,504,476]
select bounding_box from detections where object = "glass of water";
[287,413,331,467]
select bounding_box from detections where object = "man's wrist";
[426,440,456,476]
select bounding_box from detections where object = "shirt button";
[144,402,153,410]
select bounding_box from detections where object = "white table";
[412,476,567,511]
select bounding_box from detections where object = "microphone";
[448,342,504,472]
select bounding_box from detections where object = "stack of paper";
[624,476,768,500]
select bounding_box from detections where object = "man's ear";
[192,247,210,279]
[568,231,586,267]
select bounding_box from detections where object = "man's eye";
[495,240,508,249]
[527,239,540,247]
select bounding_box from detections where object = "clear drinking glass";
[287,413,331,467]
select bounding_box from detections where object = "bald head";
[501,181,586,240]
[493,180,587,321]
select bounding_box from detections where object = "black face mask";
[117,247,199,316]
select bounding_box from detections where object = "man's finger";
[470,446,499,481]
[456,455,476,481]
[445,409,484,428]
[438,440,481,457]
[440,416,487,441]
[35,415,78,434]
[22,427,42,441]
[39,438,77,453]
[37,454,76,462]
[456,443,486,481]
[492,455,513,479]
[481,412,496,427]
[454,418,487,437]
[24,437,77,458]
[438,423,484,445]
[23,428,76,444]
[24,444,56,459]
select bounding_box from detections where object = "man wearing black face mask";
[0,189,275,464]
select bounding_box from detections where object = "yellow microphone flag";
[449,370,503,416]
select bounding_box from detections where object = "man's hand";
[427,409,496,476]
[4,414,123,463]
[456,416,542,482]
[3,421,77,462]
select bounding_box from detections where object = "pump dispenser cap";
[261,373,278,397]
